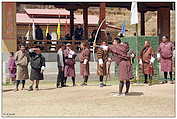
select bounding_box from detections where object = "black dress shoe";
[28,86,33,91]
[102,83,106,86]
[81,82,87,86]
[14,88,19,92]
[125,92,129,95]
[62,85,66,87]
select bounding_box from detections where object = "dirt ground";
[2,81,176,117]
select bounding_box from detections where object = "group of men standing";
[11,35,174,96]
[14,45,46,91]
[56,38,136,96]
[56,42,90,88]
[56,35,175,96]
[139,36,175,85]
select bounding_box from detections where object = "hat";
[162,35,168,39]
[66,43,71,46]
[34,46,41,50]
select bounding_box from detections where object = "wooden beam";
[157,7,170,41]
[69,9,75,45]
[2,2,17,52]
[99,3,107,42]
[83,8,88,40]
[99,3,106,29]
[140,11,145,35]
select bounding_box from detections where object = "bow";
[93,18,106,62]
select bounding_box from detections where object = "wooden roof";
[25,8,70,16]
[16,13,99,25]
[18,2,175,12]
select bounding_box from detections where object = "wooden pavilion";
[2,2,175,53]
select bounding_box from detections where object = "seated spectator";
[46,33,52,44]
[74,24,83,40]
[88,30,98,47]
[35,25,43,44]
[64,33,72,44]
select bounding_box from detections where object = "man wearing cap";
[157,36,174,84]
[63,43,77,86]
[28,46,46,91]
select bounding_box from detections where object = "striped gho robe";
[96,46,109,76]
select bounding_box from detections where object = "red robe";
[63,49,76,77]
[158,41,174,72]
[140,47,154,75]
[79,48,90,76]
[109,44,133,81]
[7,56,16,78]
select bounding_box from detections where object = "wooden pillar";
[99,3,106,28]
[83,8,88,40]
[140,11,145,35]
[2,2,17,52]
[2,2,17,84]
[69,9,75,44]
[157,7,170,41]
[99,3,107,43]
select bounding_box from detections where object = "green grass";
[2,82,14,86]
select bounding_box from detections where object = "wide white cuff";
[139,59,143,65]
[150,57,155,63]
[41,66,45,70]
[83,59,88,64]
[108,58,112,61]
[102,46,108,51]
[68,54,73,58]
[98,59,103,65]
[157,53,160,59]
[29,49,33,52]
[70,50,75,55]
[131,53,135,58]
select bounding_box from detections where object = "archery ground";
[2,80,175,117]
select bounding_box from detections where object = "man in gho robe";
[108,38,121,64]
[79,42,90,86]
[157,36,175,84]
[56,44,66,88]
[96,41,111,87]
[28,46,46,91]
[63,43,77,86]
[139,41,155,86]
[15,45,29,91]
[109,41,134,96]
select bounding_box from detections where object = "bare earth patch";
[2,82,175,117]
